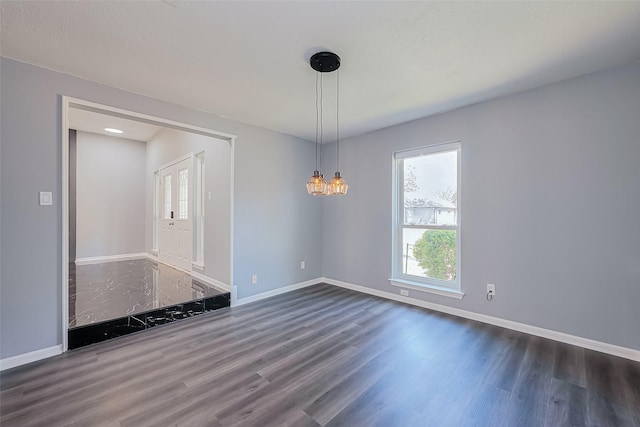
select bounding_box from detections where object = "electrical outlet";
[251,274,258,284]
[300,261,305,270]
[39,191,53,206]
[400,289,409,297]
[487,283,496,296]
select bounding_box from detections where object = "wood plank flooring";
[1,283,639,426]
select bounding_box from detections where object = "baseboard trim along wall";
[190,271,231,292]
[0,345,63,372]
[75,253,147,265]
[321,277,640,362]
[232,278,319,307]
[144,253,230,292]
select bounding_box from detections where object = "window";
[392,142,462,297]
[178,168,189,220]
[163,175,172,219]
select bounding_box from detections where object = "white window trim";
[391,141,463,298]
[389,278,464,299]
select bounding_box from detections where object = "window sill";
[389,278,465,300]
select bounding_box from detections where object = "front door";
[158,156,193,271]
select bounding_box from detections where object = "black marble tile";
[68,316,146,349]
[205,294,231,311]
[68,293,230,349]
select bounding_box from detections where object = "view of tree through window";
[396,145,459,287]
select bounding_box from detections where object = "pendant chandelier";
[306,51,348,196]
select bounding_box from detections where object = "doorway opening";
[62,97,235,350]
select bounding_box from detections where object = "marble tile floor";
[69,258,226,328]
[67,293,230,349]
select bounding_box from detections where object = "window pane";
[403,151,457,226]
[163,175,172,219]
[402,228,457,282]
[179,168,188,220]
[153,172,159,248]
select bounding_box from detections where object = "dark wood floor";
[1,283,639,426]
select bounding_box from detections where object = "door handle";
[171,211,174,219]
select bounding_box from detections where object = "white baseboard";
[321,277,640,362]
[232,278,319,307]
[144,253,230,292]
[0,345,62,371]
[190,271,230,292]
[75,253,147,265]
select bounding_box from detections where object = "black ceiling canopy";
[310,52,341,73]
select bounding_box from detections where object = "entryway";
[62,97,235,350]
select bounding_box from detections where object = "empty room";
[1,2,639,426]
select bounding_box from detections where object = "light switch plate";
[39,192,53,206]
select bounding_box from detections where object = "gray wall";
[322,62,640,351]
[145,128,231,286]
[0,57,323,359]
[234,129,322,300]
[75,131,146,258]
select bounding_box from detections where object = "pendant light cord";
[319,72,323,173]
[315,72,319,171]
[336,69,340,172]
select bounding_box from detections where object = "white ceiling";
[2,1,640,142]
[69,108,163,142]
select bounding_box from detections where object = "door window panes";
[163,175,172,219]
[179,168,188,220]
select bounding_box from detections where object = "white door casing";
[158,156,193,271]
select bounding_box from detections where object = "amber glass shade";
[328,172,348,195]
[306,171,328,196]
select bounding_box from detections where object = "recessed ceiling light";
[104,128,123,134]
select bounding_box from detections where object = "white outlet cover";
[39,191,53,206]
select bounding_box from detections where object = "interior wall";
[145,128,231,286]
[233,128,322,300]
[321,61,640,351]
[0,57,323,360]
[75,131,146,259]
